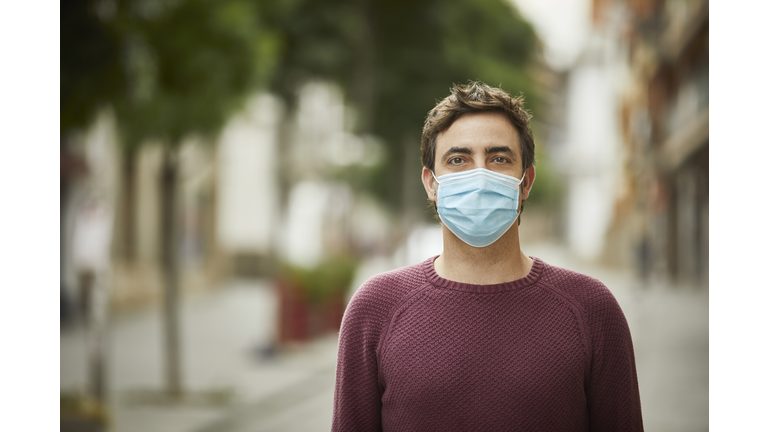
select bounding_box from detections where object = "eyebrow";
[441,146,473,163]
[485,146,516,158]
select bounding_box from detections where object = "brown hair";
[421,81,535,172]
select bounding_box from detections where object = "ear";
[421,166,437,202]
[520,165,536,200]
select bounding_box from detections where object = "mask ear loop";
[430,171,440,215]
[518,171,527,226]
[431,171,441,197]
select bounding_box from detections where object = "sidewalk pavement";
[61,279,340,432]
[61,241,708,432]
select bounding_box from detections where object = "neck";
[434,224,533,285]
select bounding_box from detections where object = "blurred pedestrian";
[636,236,651,286]
[332,82,643,431]
[72,194,113,406]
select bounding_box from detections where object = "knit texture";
[332,256,643,431]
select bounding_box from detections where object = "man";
[332,82,643,431]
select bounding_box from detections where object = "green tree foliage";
[63,0,538,160]
[260,0,540,212]
[61,0,279,148]
[61,0,127,135]
[63,0,539,215]
[372,0,538,136]
[114,0,281,148]
[524,147,564,209]
[279,256,358,304]
[62,0,283,398]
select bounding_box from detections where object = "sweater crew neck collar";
[422,255,544,294]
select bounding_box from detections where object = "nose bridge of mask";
[433,168,524,188]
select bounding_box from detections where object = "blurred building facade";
[109,129,221,311]
[598,0,709,287]
[556,26,626,262]
[544,0,707,287]
[215,94,282,277]
[61,84,397,316]
[542,0,628,264]
[62,105,255,315]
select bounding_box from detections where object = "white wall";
[561,34,624,260]
[216,94,281,256]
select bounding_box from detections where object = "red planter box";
[277,279,346,344]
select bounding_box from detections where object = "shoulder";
[357,260,429,296]
[342,259,432,333]
[534,259,627,331]
[536,260,616,306]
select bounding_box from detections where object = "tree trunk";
[120,150,137,262]
[351,0,377,133]
[83,270,108,404]
[160,148,182,398]
[61,175,71,322]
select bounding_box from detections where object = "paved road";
[61,278,339,432]
[61,242,708,431]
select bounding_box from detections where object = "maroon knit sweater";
[332,256,643,431]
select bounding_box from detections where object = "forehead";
[435,112,521,155]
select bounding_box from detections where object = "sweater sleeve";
[332,280,386,431]
[585,285,644,432]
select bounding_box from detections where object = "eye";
[448,157,465,165]
[491,156,510,164]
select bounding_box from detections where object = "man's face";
[421,111,533,203]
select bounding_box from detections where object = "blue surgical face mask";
[432,168,525,248]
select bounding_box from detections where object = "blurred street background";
[61,0,709,430]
